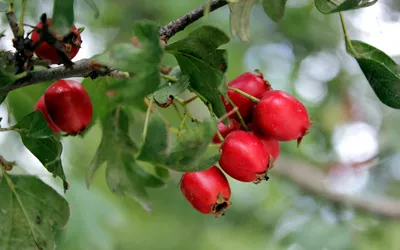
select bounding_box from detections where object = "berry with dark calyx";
[34,95,60,133]
[212,119,241,144]
[219,130,271,183]
[222,71,271,122]
[253,90,312,144]
[251,131,280,162]
[44,80,92,134]
[31,18,82,64]
[180,166,232,217]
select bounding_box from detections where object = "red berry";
[212,119,241,144]
[219,131,270,183]
[253,90,311,142]
[44,80,92,134]
[34,95,60,133]
[222,72,271,122]
[180,166,232,217]
[31,19,82,64]
[251,131,280,161]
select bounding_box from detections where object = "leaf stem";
[160,73,178,82]
[183,95,198,105]
[339,12,358,57]
[0,155,15,172]
[225,96,248,130]
[17,0,26,37]
[9,0,14,12]
[227,86,260,103]
[175,96,201,123]
[141,96,154,146]
[172,102,188,129]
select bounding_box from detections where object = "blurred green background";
[1,0,400,249]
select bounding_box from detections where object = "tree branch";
[159,0,228,41]
[0,59,129,94]
[272,157,400,218]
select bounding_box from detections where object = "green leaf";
[261,0,287,22]
[153,75,190,105]
[81,77,109,121]
[12,111,53,138]
[20,136,67,191]
[86,108,162,211]
[166,26,229,118]
[154,166,170,179]
[136,113,169,165]
[315,0,377,14]
[349,40,400,109]
[52,0,75,35]
[165,119,217,172]
[94,21,163,106]
[0,174,69,250]
[229,0,257,41]
[83,0,100,18]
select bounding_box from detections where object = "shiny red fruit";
[251,131,280,161]
[219,131,270,183]
[212,119,241,144]
[34,95,60,133]
[44,80,92,134]
[31,18,82,64]
[222,72,271,122]
[253,90,311,142]
[180,166,232,217]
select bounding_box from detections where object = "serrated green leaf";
[261,0,287,22]
[229,0,257,41]
[12,111,53,138]
[0,174,69,250]
[153,75,190,105]
[165,119,217,172]
[83,0,100,18]
[315,0,377,14]
[81,77,109,121]
[166,26,229,118]
[94,21,163,106]
[136,113,169,164]
[348,40,400,109]
[20,135,67,192]
[86,108,162,211]
[52,0,75,35]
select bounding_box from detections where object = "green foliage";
[0,174,69,250]
[229,0,257,42]
[12,111,53,138]
[94,21,164,107]
[347,40,400,109]
[261,0,287,22]
[315,0,378,14]
[165,26,229,118]
[165,119,218,172]
[83,0,100,18]
[153,74,190,105]
[81,77,109,121]
[52,0,75,34]
[86,108,164,211]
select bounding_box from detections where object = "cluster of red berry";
[34,80,93,135]
[180,71,312,217]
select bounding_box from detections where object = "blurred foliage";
[0,0,400,249]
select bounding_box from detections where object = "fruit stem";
[17,0,26,37]
[225,96,248,131]
[183,95,198,105]
[339,12,359,58]
[177,113,188,136]
[160,73,178,82]
[175,96,201,124]
[217,106,238,123]
[215,127,224,142]
[172,102,188,129]
[228,87,260,103]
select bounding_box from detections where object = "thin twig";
[159,0,228,41]
[272,157,400,218]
